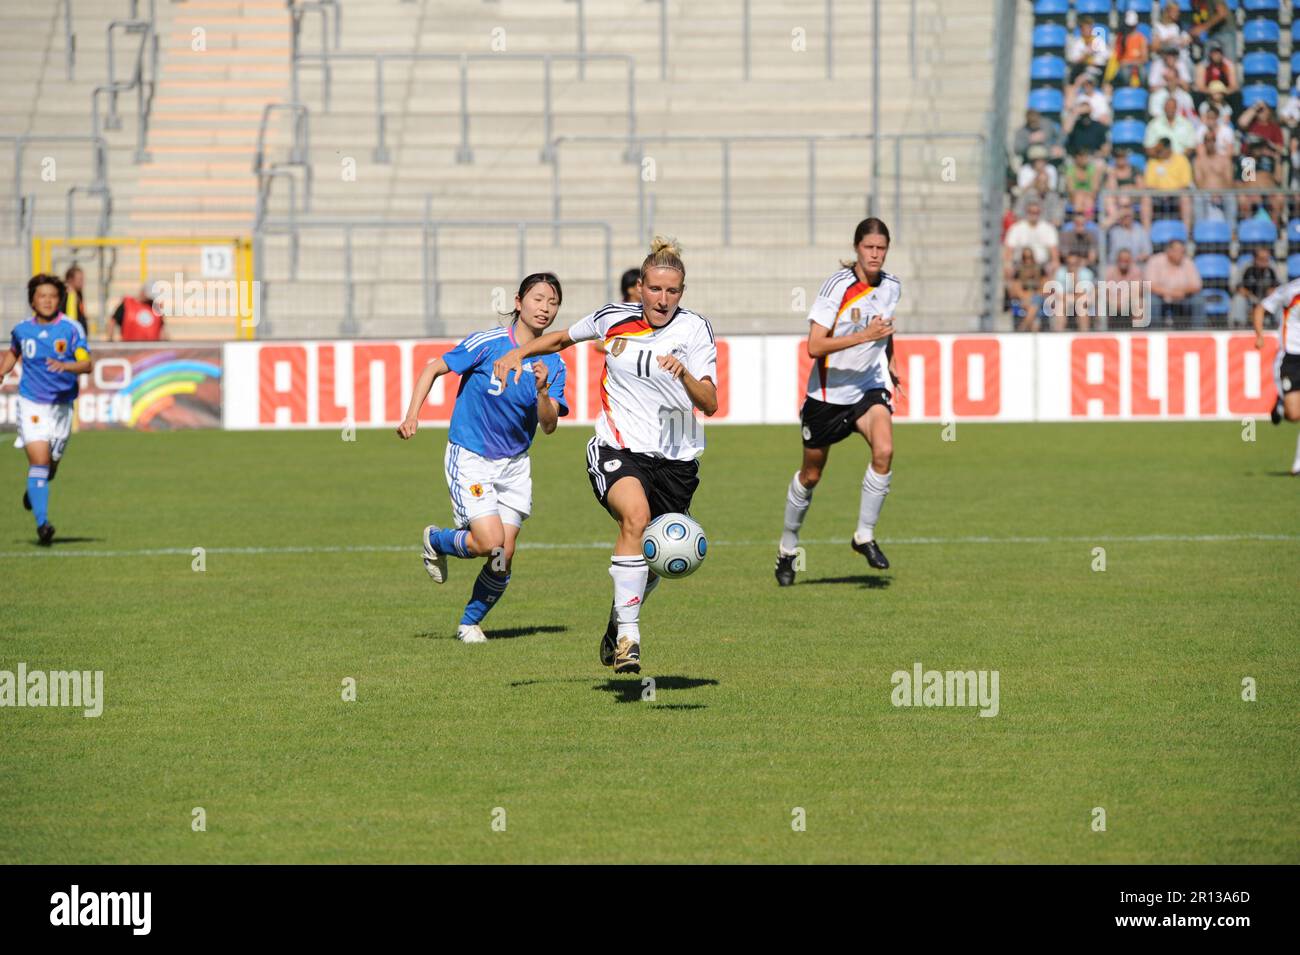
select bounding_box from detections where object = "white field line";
[0,533,1295,560]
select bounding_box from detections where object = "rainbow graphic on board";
[120,350,222,429]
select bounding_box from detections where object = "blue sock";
[27,466,50,527]
[429,527,473,559]
[461,566,510,626]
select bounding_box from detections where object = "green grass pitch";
[1,421,1296,863]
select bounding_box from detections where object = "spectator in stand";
[1013,109,1066,165]
[620,268,642,303]
[1230,248,1279,328]
[1106,197,1152,263]
[1064,100,1108,157]
[1016,144,1059,193]
[1007,246,1049,332]
[1189,1,1235,64]
[1066,16,1111,84]
[1016,169,1066,226]
[1003,201,1060,279]
[1149,46,1192,93]
[1194,102,1236,156]
[1152,4,1190,57]
[1280,80,1300,131]
[1146,96,1199,157]
[1102,150,1142,225]
[1051,252,1096,332]
[59,265,89,338]
[1066,72,1112,126]
[1060,206,1099,269]
[1107,9,1150,88]
[109,285,167,342]
[1194,47,1238,103]
[1063,149,1104,221]
[1150,75,1197,123]
[1193,127,1237,223]
[1146,239,1203,327]
[1144,137,1194,231]
[1237,101,1286,225]
[1104,248,1147,329]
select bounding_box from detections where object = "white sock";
[1293,430,1300,472]
[609,554,648,642]
[780,471,813,554]
[855,467,892,543]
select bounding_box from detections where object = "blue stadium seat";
[1110,118,1147,149]
[1121,0,1152,13]
[1195,254,1233,289]
[1032,23,1067,54]
[1291,52,1300,78]
[1136,23,1152,42]
[1033,0,1070,24]
[1294,21,1300,44]
[1028,87,1064,118]
[1236,254,1256,273]
[1112,87,1148,119]
[1243,52,1280,81]
[1242,0,1280,18]
[1151,220,1189,248]
[1175,0,1191,12]
[1202,289,1231,320]
[1243,19,1281,51]
[1030,55,1067,88]
[1289,254,1300,280]
[1240,84,1278,109]
[1286,219,1300,245]
[1238,218,1278,247]
[1076,0,1112,16]
[1193,220,1232,252]
[1126,151,1146,173]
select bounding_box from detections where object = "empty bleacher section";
[3,1,1014,339]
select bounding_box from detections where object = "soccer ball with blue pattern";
[641,513,707,579]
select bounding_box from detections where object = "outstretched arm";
[493,329,574,386]
[397,357,451,438]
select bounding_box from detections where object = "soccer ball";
[641,513,707,579]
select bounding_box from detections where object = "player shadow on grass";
[799,574,892,589]
[24,536,101,546]
[594,675,719,704]
[414,625,569,640]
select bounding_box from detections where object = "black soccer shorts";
[1280,353,1300,395]
[585,436,700,518]
[799,389,893,448]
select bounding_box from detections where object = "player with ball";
[494,236,717,674]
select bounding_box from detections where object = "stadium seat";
[1151,220,1189,249]
[1286,219,1300,246]
[1240,84,1278,109]
[1110,118,1147,150]
[1236,253,1256,273]
[1242,52,1279,81]
[1242,20,1281,51]
[1126,151,1147,173]
[1032,23,1067,55]
[1030,55,1067,88]
[1291,52,1300,79]
[1112,87,1148,119]
[1195,254,1233,290]
[1294,21,1300,44]
[1242,0,1280,19]
[1076,0,1112,16]
[1121,0,1152,13]
[1202,289,1231,322]
[1193,220,1232,253]
[1136,23,1152,42]
[1028,88,1064,119]
[1289,254,1300,280]
[1033,0,1070,25]
[1238,218,1278,248]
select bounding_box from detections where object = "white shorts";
[444,442,531,529]
[17,397,73,461]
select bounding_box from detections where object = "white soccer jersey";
[1261,278,1300,356]
[567,301,717,461]
[804,266,902,406]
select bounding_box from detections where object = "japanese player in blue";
[0,274,93,545]
[397,273,569,643]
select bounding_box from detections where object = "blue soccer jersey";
[443,324,568,459]
[10,315,89,404]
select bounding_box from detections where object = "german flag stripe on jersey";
[604,315,653,343]
[836,280,873,321]
[600,371,624,446]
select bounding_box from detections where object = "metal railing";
[1,135,110,242]
[254,209,613,336]
[983,0,1018,329]
[62,0,76,80]
[93,0,158,163]
[292,50,638,164]
[550,131,987,247]
[65,185,112,241]
[742,0,836,80]
[254,103,313,232]
[289,0,341,50]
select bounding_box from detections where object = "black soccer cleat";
[1271,399,1284,425]
[599,614,618,668]
[22,490,31,511]
[774,552,797,586]
[37,522,55,546]
[851,536,889,570]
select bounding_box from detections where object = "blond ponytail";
[640,234,685,281]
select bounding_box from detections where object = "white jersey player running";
[493,236,718,674]
[775,217,902,586]
[1252,277,1300,475]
